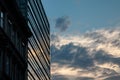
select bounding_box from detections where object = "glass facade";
[16,0,28,19]
[0,0,32,80]
[0,0,50,80]
[27,0,50,80]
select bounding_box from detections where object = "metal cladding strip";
[31,0,49,43]
[28,45,49,73]
[28,45,49,80]
[28,37,49,78]
[28,61,41,80]
[28,50,45,80]
[27,3,49,59]
[27,0,50,79]
[30,0,49,34]
[28,22,50,73]
[28,11,49,59]
[28,20,49,67]
[33,0,49,39]
[28,34,50,78]
[28,0,49,45]
[28,37,50,79]
[28,35,50,79]
[37,0,50,30]
[28,1,49,53]
[28,54,44,80]
[28,15,49,66]
[27,68,36,80]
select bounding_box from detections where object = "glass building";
[0,0,50,80]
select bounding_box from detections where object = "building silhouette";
[0,0,50,80]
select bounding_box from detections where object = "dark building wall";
[0,0,50,80]
[27,0,50,80]
[0,0,32,80]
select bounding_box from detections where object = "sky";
[42,0,120,34]
[42,0,120,80]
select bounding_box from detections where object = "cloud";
[55,16,71,32]
[104,75,120,80]
[51,27,120,80]
[52,75,69,80]
[76,77,95,80]
[51,34,60,44]
[51,43,94,69]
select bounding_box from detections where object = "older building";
[0,0,50,80]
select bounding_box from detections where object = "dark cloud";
[51,29,120,80]
[51,34,60,42]
[112,39,120,47]
[104,75,120,80]
[90,67,118,78]
[51,42,120,79]
[85,31,103,39]
[52,75,69,80]
[76,77,95,80]
[51,43,76,64]
[51,42,120,69]
[55,16,71,32]
[52,75,95,80]
[93,50,120,65]
[51,43,94,68]
[85,31,107,44]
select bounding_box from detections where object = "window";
[22,42,26,57]
[0,10,4,28]
[16,0,27,17]
[18,70,21,80]
[0,50,1,70]
[12,63,15,80]
[8,20,12,38]
[5,55,10,75]
[11,27,15,43]
[10,56,12,79]
[19,39,22,55]
[15,64,20,80]
[17,35,21,53]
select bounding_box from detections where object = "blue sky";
[42,0,120,34]
[42,0,120,80]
